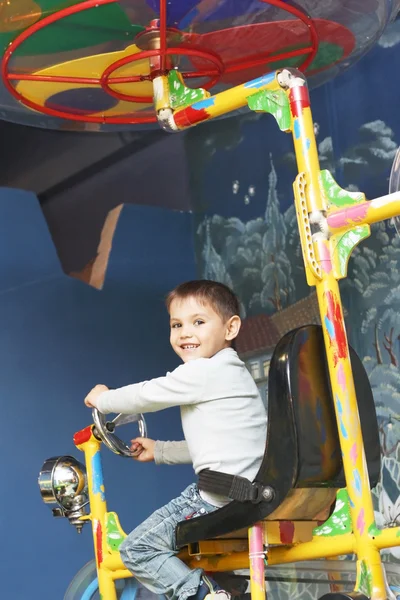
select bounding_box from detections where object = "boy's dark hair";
[166,280,240,321]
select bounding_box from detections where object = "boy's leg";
[120,483,220,600]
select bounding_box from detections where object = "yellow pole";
[187,533,355,572]
[178,72,280,122]
[157,71,281,130]
[327,190,400,232]
[288,76,386,599]
[374,526,400,549]
[75,426,118,600]
[316,278,385,599]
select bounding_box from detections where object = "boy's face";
[169,296,240,362]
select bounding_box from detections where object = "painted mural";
[185,14,400,598]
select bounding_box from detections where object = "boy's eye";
[194,319,204,326]
[171,323,181,328]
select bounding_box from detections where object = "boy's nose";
[180,328,193,338]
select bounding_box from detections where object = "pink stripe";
[357,508,365,535]
[337,363,346,392]
[327,203,369,230]
[350,442,358,466]
[249,523,265,587]
[316,239,332,273]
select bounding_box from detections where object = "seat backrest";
[273,325,381,488]
[175,324,380,547]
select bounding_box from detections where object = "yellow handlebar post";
[74,426,118,600]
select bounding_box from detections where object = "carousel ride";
[1,0,399,130]
[2,0,398,599]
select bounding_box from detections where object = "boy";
[85,280,267,600]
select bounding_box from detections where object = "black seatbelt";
[198,469,274,504]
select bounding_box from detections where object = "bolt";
[262,487,274,501]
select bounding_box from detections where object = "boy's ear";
[225,315,241,341]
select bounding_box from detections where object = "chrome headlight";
[38,456,88,532]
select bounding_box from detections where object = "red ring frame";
[1,0,321,125]
[100,46,225,103]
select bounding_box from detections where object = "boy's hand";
[130,437,156,462]
[84,384,109,408]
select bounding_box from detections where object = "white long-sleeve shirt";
[97,347,267,505]
[154,440,192,465]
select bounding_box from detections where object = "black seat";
[175,325,380,547]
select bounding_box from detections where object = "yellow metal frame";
[72,67,400,600]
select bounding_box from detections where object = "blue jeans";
[120,483,218,600]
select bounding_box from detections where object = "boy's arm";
[94,360,206,415]
[154,440,192,465]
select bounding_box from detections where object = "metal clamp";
[249,482,275,504]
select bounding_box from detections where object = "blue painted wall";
[0,189,196,598]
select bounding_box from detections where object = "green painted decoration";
[333,225,370,278]
[168,70,209,110]
[247,89,291,132]
[320,170,365,208]
[319,170,370,278]
[313,489,352,537]
[357,560,373,597]
[368,522,383,538]
[106,511,126,552]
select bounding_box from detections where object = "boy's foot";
[204,591,231,600]
[202,575,231,600]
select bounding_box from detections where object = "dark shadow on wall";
[0,120,191,276]
[39,132,192,275]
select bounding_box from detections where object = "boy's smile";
[169,296,240,362]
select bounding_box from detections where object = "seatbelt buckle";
[250,482,275,504]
